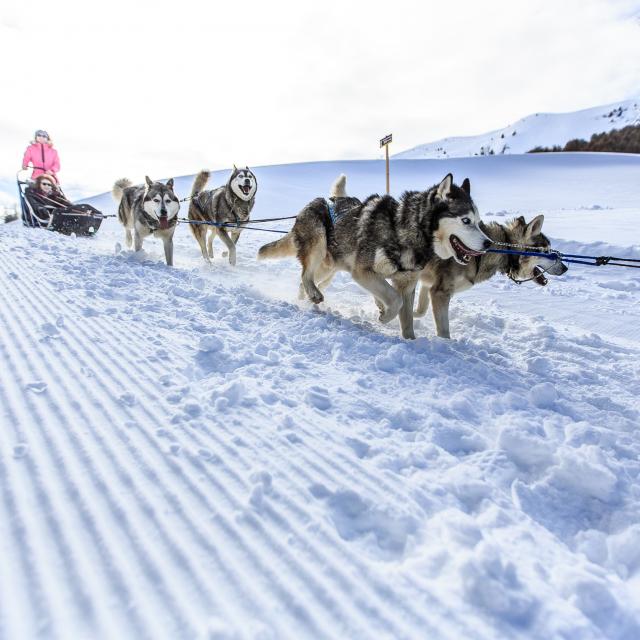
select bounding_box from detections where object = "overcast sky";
[1,0,639,195]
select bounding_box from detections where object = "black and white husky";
[415,215,568,338]
[112,177,180,266]
[258,174,491,339]
[188,166,257,266]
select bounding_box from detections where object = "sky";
[1,0,640,197]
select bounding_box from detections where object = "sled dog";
[414,215,568,338]
[258,173,491,339]
[112,176,180,266]
[188,166,257,265]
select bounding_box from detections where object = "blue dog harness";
[327,200,342,225]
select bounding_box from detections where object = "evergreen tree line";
[528,124,640,154]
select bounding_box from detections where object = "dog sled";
[17,171,104,236]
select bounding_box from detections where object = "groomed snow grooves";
[1,156,640,639]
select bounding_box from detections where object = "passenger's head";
[34,129,51,145]
[35,175,56,194]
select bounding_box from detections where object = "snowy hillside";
[394,98,640,159]
[1,154,640,639]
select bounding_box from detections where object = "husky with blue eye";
[258,173,491,339]
[112,176,180,266]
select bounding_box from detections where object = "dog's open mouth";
[239,184,252,196]
[533,266,548,286]
[450,235,484,264]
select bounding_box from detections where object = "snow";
[394,98,640,159]
[1,153,640,639]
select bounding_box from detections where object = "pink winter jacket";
[22,142,60,181]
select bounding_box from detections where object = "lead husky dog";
[415,215,568,338]
[112,177,180,266]
[258,173,491,339]
[188,166,257,265]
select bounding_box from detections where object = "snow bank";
[1,154,639,639]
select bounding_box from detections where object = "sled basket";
[18,177,104,236]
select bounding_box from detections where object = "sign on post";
[380,134,392,194]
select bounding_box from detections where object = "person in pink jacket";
[22,130,60,183]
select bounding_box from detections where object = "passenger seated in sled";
[19,173,104,236]
[27,174,71,209]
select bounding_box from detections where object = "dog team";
[110,169,567,339]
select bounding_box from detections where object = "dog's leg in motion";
[397,282,418,339]
[217,228,237,266]
[352,269,402,323]
[125,228,133,249]
[300,263,335,300]
[300,237,327,304]
[206,229,215,259]
[317,266,337,292]
[430,289,452,338]
[222,230,242,259]
[133,228,143,252]
[413,284,430,317]
[163,235,174,267]
[192,224,211,263]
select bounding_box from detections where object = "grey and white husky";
[415,214,568,338]
[258,173,491,339]
[112,176,180,266]
[188,166,257,265]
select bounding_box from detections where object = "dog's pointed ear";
[436,174,453,200]
[233,164,238,171]
[461,178,471,196]
[245,166,249,170]
[525,214,544,238]
[517,215,526,226]
[166,178,174,189]
[145,176,153,187]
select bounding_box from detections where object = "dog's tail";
[112,178,132,203]
[192,169,210,198]
[330,173,347,198]
[257,232,296,260]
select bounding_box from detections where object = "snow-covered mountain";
[394,98,640,159]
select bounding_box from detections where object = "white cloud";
[1,0,639,195]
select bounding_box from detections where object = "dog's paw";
[379,298,402,324]
[309,292,324,304]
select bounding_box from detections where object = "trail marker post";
[380,133,392,194]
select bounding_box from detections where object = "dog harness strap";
[326,200,339,225]
[229,194,240,225]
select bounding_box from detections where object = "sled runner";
[17,172,104,236]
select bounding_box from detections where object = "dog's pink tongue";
[159,216,168,230]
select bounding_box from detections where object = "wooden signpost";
[380,133,392,194]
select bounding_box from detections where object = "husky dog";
[258,173,491,339]
[112,176,180,266]
[188,166,257,265]
[415,215,568,338]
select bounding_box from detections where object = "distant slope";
[394,98,640,159]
